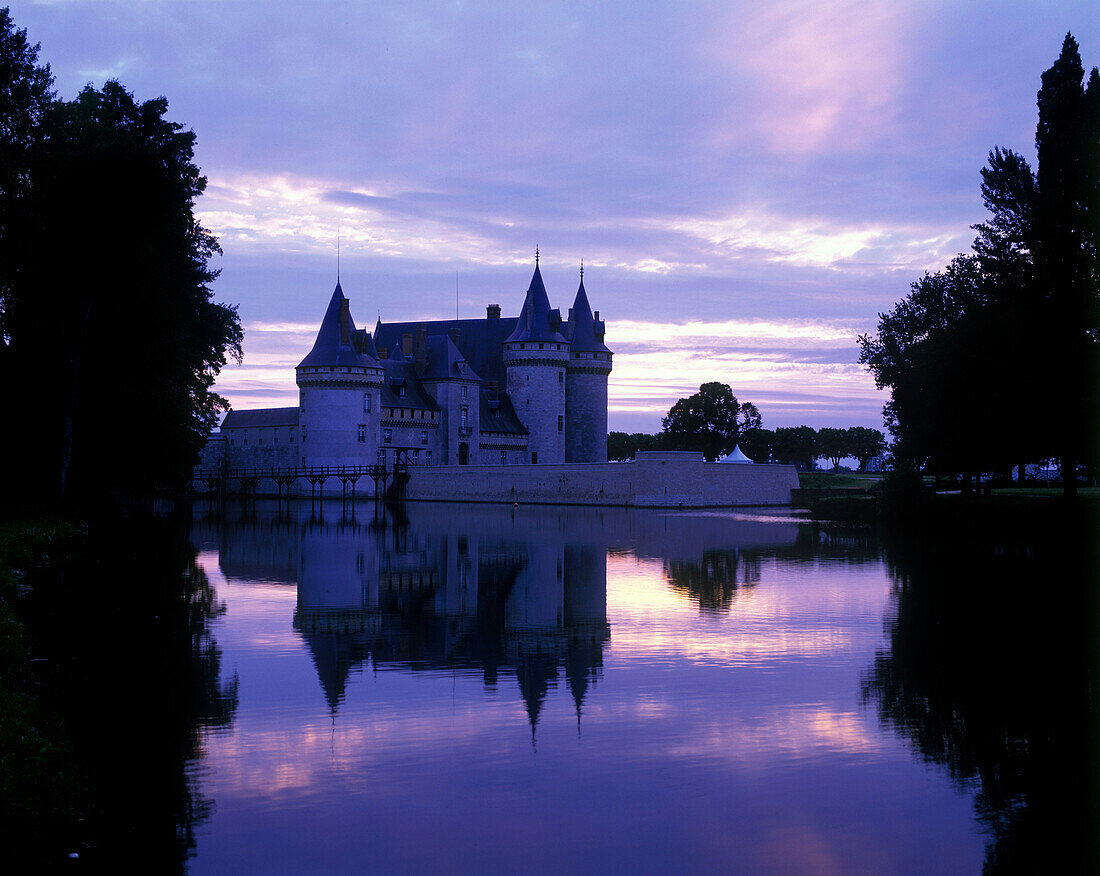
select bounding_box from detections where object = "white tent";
[718,444,753,464]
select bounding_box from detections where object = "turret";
[564,266,612,462]
[295,282,384,467]
[503,256,569,463]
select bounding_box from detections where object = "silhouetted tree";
[661,382,761,461]
[739,427,774,464]
[1,47,241,502]
[816,427,849,470]
[846,427,886,472]
[859,34,1099,494]
[772,426,818,471]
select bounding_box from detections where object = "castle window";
[426,450,432,465]
[558,371,563,384]
[363,393,371,412]
[397,385,407,398]
[358,424,366,443]
[462,385,468,400]
[539,343,544,350]
[520,343,525,350]
[383,428,392,444]
[290,432,295,443]
[243,438,248,446]
[258,437,263,445]
[558,415,563,432]
[413,449,420,465]
[302,426,307,442]
[421,430,428,445]
[500,450,507,464]
[377,448,386,466]
[531,451,538,464]
[230,439,235,446]
[461,406,469,430]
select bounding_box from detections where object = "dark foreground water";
[136,499,1092,875]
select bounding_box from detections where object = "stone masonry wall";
[565,369,608,463]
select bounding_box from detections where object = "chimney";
[486,303,501,319]
[593,310,599,321]
[567,307,574,322]
[401,332,413,356]
[414,324,427,372]
[339,299,351,345]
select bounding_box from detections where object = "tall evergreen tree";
[861,34,1099,492]
[1032,34,1099,496]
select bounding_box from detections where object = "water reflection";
[191,502,824,734]
[185,499,1092,872]
[24,516,238,871]
[863,514,1097,873]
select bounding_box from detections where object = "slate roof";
[565,278,610,354]
[222,407,300,429]
[380,356,440,411]
[479,389,527,435]
[420,335,481,382]
[298,283,379,369]
[375,316,518,383]
[505,264,568,344]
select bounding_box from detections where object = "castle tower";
[295,282,384,468]
[503,258,569,464]
[564,268,612,462]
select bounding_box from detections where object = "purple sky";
[18,1,1099,431]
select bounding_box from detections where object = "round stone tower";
[564,268,612,463]
[295,282,384,468]
[503,260,569,464]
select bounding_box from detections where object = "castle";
[211,257,612,470]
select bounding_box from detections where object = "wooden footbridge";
[191,458,410,503]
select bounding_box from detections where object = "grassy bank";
[804,481,1100,528]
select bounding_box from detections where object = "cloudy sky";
[17,1,1099,432]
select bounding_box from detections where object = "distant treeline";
[608,425,885,472]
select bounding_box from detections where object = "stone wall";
[194,451,797,506]
[565,367,609,463]
[399,452,796,507]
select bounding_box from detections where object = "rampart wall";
[195,452,797,507]
[398,452,796,506]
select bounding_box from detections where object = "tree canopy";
[660,382,761,461]
[0,8,241,503]
[860,33,1098,492]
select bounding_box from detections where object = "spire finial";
[337,225,341,283]
[535,245,539,266]
[580,258,584,281]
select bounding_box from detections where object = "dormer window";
[398,385,406,398]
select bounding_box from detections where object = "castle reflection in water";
[190,501,803,733]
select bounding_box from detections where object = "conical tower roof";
[297,282,378,369]
[567,275,610,353]
[506,262,567,344]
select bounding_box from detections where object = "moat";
[162,499,1089,872]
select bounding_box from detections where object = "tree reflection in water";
[25,514,238,870]
[862,512,1097,873]
[665,549,761,613]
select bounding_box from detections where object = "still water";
[179,500,1090,874]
